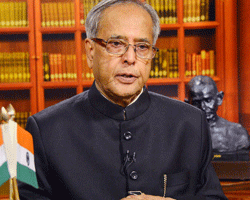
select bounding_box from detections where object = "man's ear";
[216,91,224,106]
[85,38,94,69]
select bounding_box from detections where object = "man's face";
[85,3,154,106]
[189,84,219,120]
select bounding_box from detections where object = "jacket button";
[124,131,132,140]
[130,171,138,180]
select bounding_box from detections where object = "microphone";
[120,150,136,175]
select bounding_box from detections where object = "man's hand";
[121,193,175,200]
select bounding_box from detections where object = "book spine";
[173,48,178,78]
[41,3,46,27]
[168,49,173,78]
[205,0,209,21]
[200,0,206,21]
[201,50,206,75]
[196,0,201,22]
[70,2,75,26]
[53,2,59,27]
[187,0,192,22]
[43,53,50,81]
[54,54,59,81]
[191,53,197,77]
[154,50,159,78]
[172,0,177,24]
[45,3,51,27]
[80,1,84,25]
[62,54,67,81]
[205,51,210,76]
[209,50,215,76]
[165,0,169,24]
[158,49,163,78]
[168,0,173,24]
[66,2,72,26]
[57,54,63,82]
[196,54,201,76]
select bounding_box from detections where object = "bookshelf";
[0,0,238,121]
[0,0,37,115]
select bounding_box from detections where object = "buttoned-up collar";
[88,82,151,121]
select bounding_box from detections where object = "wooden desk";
[221,180,250,200]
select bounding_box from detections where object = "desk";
[221,180,250,200]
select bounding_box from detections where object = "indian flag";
[0,125,10,186]
[16,124,38,189]
[1,121,38,189]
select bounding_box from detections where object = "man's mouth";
[116,74,137,83]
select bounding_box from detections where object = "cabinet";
[0,1,239,197]
[0,0,37,123]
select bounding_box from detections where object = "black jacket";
[18,83,227,200]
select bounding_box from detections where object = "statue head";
[186,76,224,122]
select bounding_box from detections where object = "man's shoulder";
[148,91,202,113]
[33,90,89,120]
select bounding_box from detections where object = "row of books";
[0,2,28,28]
[41,2,75,27]
[185,50,215,77]
[43,53,77,82]
[43,53,94,82]
[183,0,210,23]
[150,48,179,78]
[15,111,31,129]
[0,52,30,83]
[80,0,101,25]
[146,0,177,24]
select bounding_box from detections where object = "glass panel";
[146,0,177,24]
[0,90,30,128]
[148,85,178,99]
[79,0,101,26]
[40,0,75,28]
[184,29,216,77]
[153,30,178,78]
[44,88,76,108]
[0,34,30,83]
[0,0,28,28]
[183,0,215,23]
[42,33,76,82]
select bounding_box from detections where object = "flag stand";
[9,177,20,200]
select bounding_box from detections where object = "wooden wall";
[238,0,250,133]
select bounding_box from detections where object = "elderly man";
[18,1,227,199]
[186,75,250,153]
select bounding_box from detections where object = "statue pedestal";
[212,150,250,180]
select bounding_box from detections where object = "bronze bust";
[186,75,250,153]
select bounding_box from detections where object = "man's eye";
[137,43,150,50]
[109,40,124,47]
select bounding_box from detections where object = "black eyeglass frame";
[91,37,159,59]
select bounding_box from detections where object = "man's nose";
[122,44,136,64]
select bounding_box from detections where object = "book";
[209,50,215,76]
[201,50,206,75]
[41,3,46,27]
[80,2,84,25]
[43,53,50,81]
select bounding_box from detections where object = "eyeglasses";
[91,38,159,59]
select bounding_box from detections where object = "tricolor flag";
[0,120,38,189]
[0,125,10,186]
